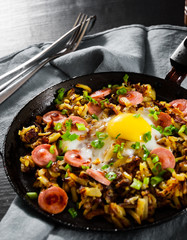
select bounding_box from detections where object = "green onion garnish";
[116,87,127,95]
[178,125,187,134]
[96,132,108,140]
[152,162,162,175]
[91,139,104,149]
[143,177,149,185]
[162,125,178,136]
[54,88,65,104]
[123,74,129,85]
[26,192,38,199]
[108,84,112,88]
[150,176,163,187]
[143,131,152,143]
[56,156,64,160]
[149,109,160,121]
[142,144,150,161]
[100,98,109,109]
[91,114,99,120]
[133,114,140,118]
[65,164,72,171]
[54,122,62,131]
[83,91,98,104]
[131,142,140,149]
[61,109,68,115]
[76,123,86,131]
[49,145,55,154]
[68,208,78,218]
[61,131,79,141]
[152,155,159,164]
[105,172,117,181]
[46,160,53,168]
[58,139,63,149]
[115,133,121,139]
[81,166,89,170]
[65,119,72,131]
[130,178,142,190]
[151,125,163,133]
[101,164,109,170]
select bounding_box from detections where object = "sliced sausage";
[155,112,172,128]
[68,116,88,131]
[88,102,102,116]
[86,168,111,186]
[38,186,68,214]
[150,147,175,169]
[43,111,67,124]
[32,144,58,167]
[169,99,187,117]
[119,91,143,106]
[90,88,111,99]
[64,150,90,167]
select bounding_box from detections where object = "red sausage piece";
[38,186,68,214]
[64,150,90,167]
[32,144,58,167]
[169,99,187,116]
[155,112,172,128]
[67,116,88,131]
[90,88,111,99]
[150,147,175,169]
[87,102,102,116]
[86,168,111,186]
[119,91,143,106]
[43,111,67,124]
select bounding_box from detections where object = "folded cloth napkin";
[0,24,187,240]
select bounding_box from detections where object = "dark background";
[0,0,186,221]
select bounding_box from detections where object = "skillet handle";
[165,37,187,85]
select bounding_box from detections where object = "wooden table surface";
[0,0,186,221]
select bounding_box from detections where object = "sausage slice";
[86,168,111,186]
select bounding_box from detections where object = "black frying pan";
[2,38,187,232]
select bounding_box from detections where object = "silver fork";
[0,14,95,104]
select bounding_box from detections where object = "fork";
[0,14,95,104]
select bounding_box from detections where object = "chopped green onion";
[81,165,89,170]
[143,131,152,143]
[65,119,72,131]
[69,133,79,141]
[65,164,72,171]
[76,123,86,131]
[91,139,104,149]
[49,145,55,154]
[152,155,159,164]
[26,192,38,199]
[105,172,117,181]
[46,160,53,168]
[131,142,140,149]
[152,162,162,175]
[113,144,120,153]
[68,208,78,218]
[61,109,68,115]
[116,87,127,95]
[143,177,150,185]
[142,144,150,161]
[64,172,69,178]
[101,164,109,170]
[123,74,129,85]
[178,125,186,134]
[133,114,140,118]
[100,98,109,108]
[56,156,64,160]
[150,176,163,187]
[91,114,99,120]
[83,91,98,104]
[109,162,114,166]
[54,88,65,104]
[149,109,160,121]
[61,131,78,141]
[162,125,178,136]
[108,84,112,88]
[151,125,163,133]
[167,168,174,173]
[115,133,121,139]
[58,139,63,149]
[96,132,108,140]
[54,122,62,131]
[130,178,142,190]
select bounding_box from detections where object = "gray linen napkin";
[0,24,187,240]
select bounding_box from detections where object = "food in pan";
[18,74,187,228]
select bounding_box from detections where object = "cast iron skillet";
[2,40,187,232]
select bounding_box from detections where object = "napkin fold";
[0,24,187,240]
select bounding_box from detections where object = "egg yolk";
[107,113,151,142]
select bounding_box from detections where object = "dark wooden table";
[0,0,186,221]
